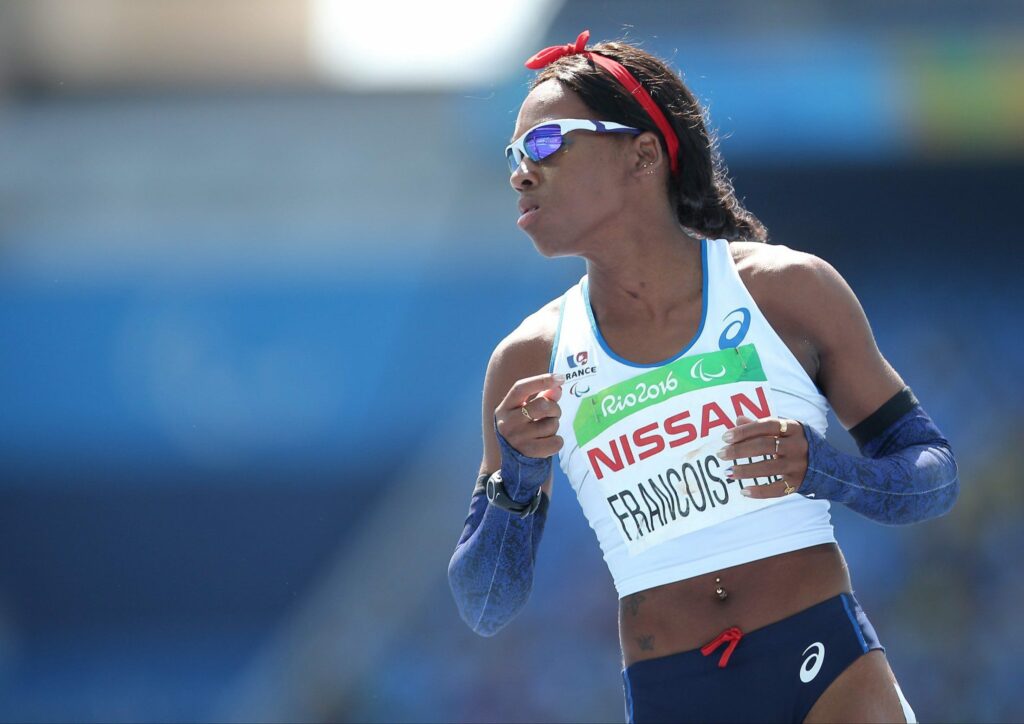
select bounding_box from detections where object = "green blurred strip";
[903,36,1024,154]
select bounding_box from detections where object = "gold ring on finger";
[521,404,537,423]
[783,478,796,495]
[778,419,788,436]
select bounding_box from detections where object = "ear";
[630,131,664,178]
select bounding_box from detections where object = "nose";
[510,158,538,192]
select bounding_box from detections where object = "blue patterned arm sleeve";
[447,433,551,637]
[800,405,959,525]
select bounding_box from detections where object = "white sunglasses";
[505,118,641,172]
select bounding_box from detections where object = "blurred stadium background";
[1,1,1022,721]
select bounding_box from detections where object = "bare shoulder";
[479,295,563,477]
[730,241,904,426]
[730,241,853,333]
[487,296,563,388]
[730,241,835,291]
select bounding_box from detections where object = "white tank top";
[550,238,836,598]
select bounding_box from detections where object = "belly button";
[715,577,728,601]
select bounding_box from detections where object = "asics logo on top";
[719,307,751,350]
[567,350,589,368]
[690,358,727,383]
[799,642,825,683]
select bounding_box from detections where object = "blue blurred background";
[1,1,1022,721]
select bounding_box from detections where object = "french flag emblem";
[567,350,588,368]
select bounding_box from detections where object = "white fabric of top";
[550,238,836,598]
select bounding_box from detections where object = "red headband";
[525,30,680,175]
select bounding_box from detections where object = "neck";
[584,219,703,325]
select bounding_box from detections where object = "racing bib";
[572,344,785,555]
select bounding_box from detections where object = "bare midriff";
[618,543,851,667]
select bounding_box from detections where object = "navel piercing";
[715,577,728,601]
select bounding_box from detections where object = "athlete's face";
[510,80,634,256]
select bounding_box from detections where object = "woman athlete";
[448,31,958,723]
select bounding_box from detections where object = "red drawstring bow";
[522,29,681,175]
[701,626,743,668]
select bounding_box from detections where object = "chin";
[526,230,576,259]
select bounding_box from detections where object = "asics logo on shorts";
[799,642,825,683]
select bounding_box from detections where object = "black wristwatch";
[485,471,543,518]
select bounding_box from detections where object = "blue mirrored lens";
[506,148,520,173]
[524,125,564,162]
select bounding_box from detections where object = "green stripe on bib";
[573,344,766,446]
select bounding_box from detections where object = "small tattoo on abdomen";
[624,593,646,617]
[636,634,655,651]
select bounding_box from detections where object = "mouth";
[517,202,540,228]
[516,200,540,226]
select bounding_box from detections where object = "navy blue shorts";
[622,593,883,723]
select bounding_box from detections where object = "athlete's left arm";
[725,250,959,524]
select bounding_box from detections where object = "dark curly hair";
[533,41,768,242]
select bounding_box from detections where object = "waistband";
[623,592,878,681]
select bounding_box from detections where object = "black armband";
[849,386,918,448]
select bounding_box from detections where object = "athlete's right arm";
[447,315,563,637]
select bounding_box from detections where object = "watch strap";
[485,471,543,518]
